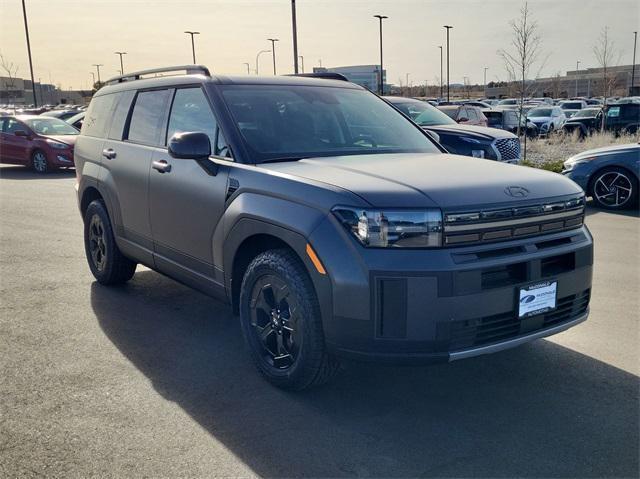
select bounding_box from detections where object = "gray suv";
[75,66,593,390]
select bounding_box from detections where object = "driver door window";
[167,87,231,158]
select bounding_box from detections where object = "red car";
[437,105,488,127]
[0,115,78,173]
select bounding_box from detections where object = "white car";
[527,106,566,135]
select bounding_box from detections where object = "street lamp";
[298,55,305,73]
[484,67,489,91]
[374,14,388,95]
[575,60,581,97]
[93,64,103,84]
[255,49,270,75]
[632,31,638,93]
[243,62,250,75]
[291,0,299,74]
[443,25,453,102]
[184,31,200,64]
[267,38,279,75]
[115,51,127,74]
[438,45,443,99]
[21,0,37,106]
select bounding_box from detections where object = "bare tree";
[0,53,20,102]
[498,2,547,147]
[593,26,620,129]
[549,71,563,99]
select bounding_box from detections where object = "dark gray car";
[75,66,593,390]
[563,143,640,209]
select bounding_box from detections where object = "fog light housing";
[471,149,485,158]
[56,155,72,163]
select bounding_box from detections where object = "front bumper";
[562,163,591,192]
[48,148,75,167]
[309,218,593,364]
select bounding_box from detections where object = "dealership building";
[312,64,387,92]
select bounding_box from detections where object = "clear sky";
[1,0,638,90]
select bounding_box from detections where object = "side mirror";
[14,129,30,138]
[457,117,469,123]
[168,131,211,160]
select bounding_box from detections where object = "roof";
[97,67,361,97]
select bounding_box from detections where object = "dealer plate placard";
[518,281,557,318]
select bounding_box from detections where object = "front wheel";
[239,249,340,390]
[591,167,638,210]
[31,150,49,174]
[83,200,137,284]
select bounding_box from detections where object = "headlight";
[563,156,594,170]
[46,139,70,149]
[332,207,443,248]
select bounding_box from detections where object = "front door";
[148,86,231,293]
[1,118,31,163]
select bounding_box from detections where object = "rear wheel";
[591,167,638,210]
[31,150,49,174]
[239,249,340,390]
[83,200,137,284]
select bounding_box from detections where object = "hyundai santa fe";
[75,66,593,390]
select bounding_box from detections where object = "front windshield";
[499,99,517,105]
[392,101,456,126]
[572,109,600,118]
[221,86,440,162]
[561,102,581,109]
[528,108,553,117]
[24,117,78,135]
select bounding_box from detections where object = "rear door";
[102,88,172,263]
[148,86,231,293]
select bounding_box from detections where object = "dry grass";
[521,131,639,173]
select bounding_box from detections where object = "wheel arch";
[220,195,332,321]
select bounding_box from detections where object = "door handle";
[152,160,172,173]
[102,148,116,160]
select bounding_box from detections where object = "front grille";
[448,289,590,351]
[443,196,585,246]
[493,138,521,161]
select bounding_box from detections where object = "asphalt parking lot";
[0,165,638,478]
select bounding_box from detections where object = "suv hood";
[423,123,515,140]
[261,153,582,209]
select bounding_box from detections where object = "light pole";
[443,25,453,102]
[374,14,388,95]
[438,45,443,99]
[184,31,200,64]
[115,51,127,74]
[632,31,638,93]
[21,0,37,106]
[575,60,581,97]
[406,73,410,96]
[93,64,103,84]
[291,0,299,74]
[484,67,489,93]
[255,49,270,75]
[267,38,279,75]
[298,55,304,73]
[243,62,250,75]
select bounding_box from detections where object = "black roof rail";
[103,65,211,86]
[285,72,349,82]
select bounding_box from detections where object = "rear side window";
[108,90,135,140]
[127,89,171,145]
[82,93,118,138]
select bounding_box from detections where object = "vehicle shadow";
[91,270,639,478]
[0,165,75,180]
